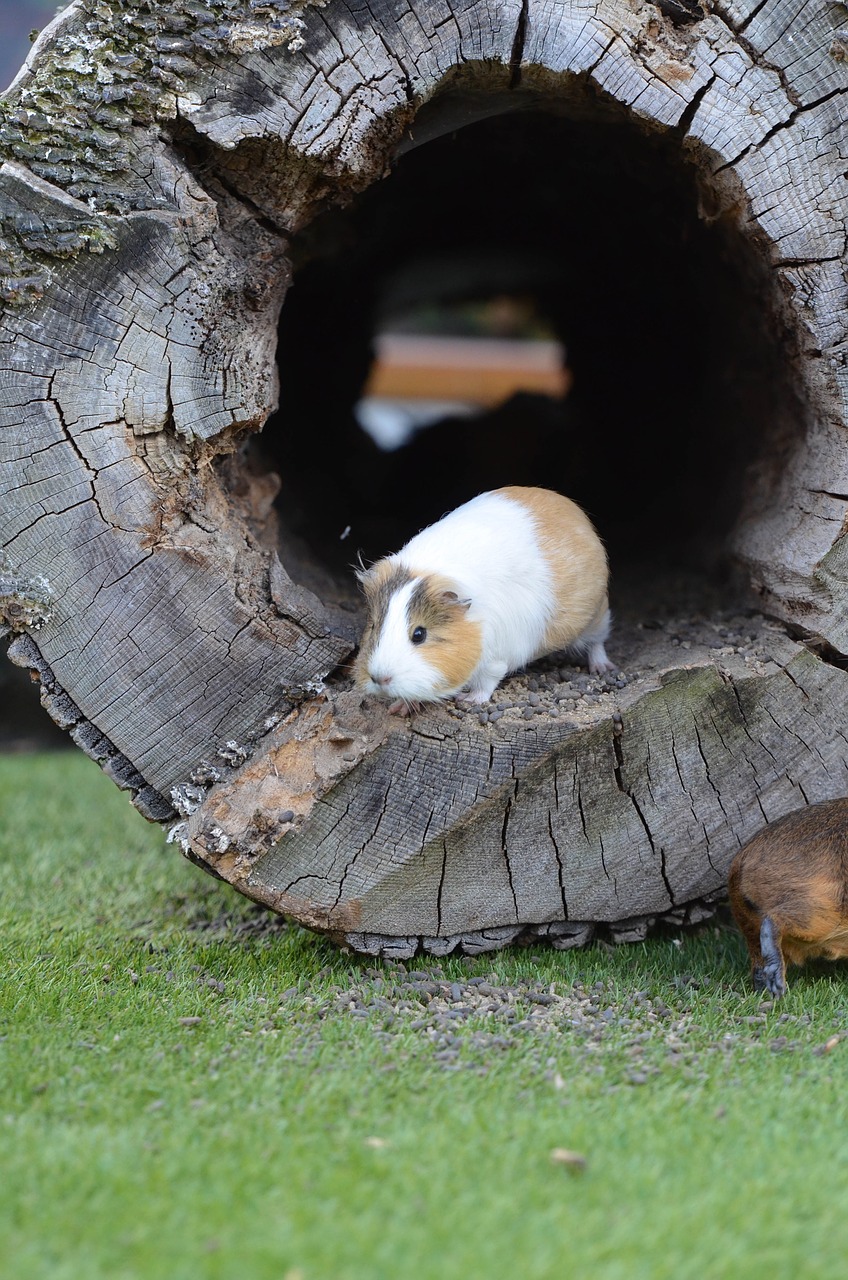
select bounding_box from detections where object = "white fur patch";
[364,579,447,701]
[398,491,552,676]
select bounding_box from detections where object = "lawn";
[2,750,847,1280]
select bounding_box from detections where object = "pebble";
[550,1148,587,1171]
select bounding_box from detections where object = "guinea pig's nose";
[371,672,393,687]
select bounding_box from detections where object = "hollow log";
[3,0,848,956]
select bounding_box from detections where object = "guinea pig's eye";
[411,626,427,645]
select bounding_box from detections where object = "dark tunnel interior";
[257,98,800,611]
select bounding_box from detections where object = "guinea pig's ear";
[440,589,471,612]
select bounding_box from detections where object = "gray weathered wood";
[3,0,848,954]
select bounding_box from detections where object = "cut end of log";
[3,0,848,954]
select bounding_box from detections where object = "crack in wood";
[509,0,529,90]
[611,719,674,908]
[331,777,394,915]
[370,17,414,104]
[809,489,848,502]
[693,721,731,874]
[547,809,568,918]
[674,70,717,136]
[727,0,771,37]
[46,375,105,521]
[587,32,617,78]
[436,839,448,934]
[500,782,520,919]
[713,82,848,177]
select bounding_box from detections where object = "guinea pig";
[728,797,848,997]
[354,485,612,714]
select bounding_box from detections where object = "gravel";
[264,960,818,1076]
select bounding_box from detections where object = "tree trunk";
[2,0,848,956]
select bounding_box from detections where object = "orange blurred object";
[364,334,571,406]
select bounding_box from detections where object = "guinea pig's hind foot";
[588,641,615,675]
[753,915,787,997]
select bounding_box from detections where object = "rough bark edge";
[338,896,725,958]
[4,631,173,821]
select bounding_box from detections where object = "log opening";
[255,97,808,633]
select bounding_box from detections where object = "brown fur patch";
[729,797,848,977]
[407,571,483,693]
[360,560,413,622]
[494,486,609,656]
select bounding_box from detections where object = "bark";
[2,0,848,953]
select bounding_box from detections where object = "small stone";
[550,1148,587,1171]
[178,1016,202,1027]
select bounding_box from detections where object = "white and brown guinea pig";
[354,485,612,713]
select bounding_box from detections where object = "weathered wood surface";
[182,611,848,954]
[2,0,848,952]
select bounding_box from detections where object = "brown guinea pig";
[728,797,848,997]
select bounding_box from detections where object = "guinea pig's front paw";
[388,699,424,716]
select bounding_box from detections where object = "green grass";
[3,751,848,1280]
